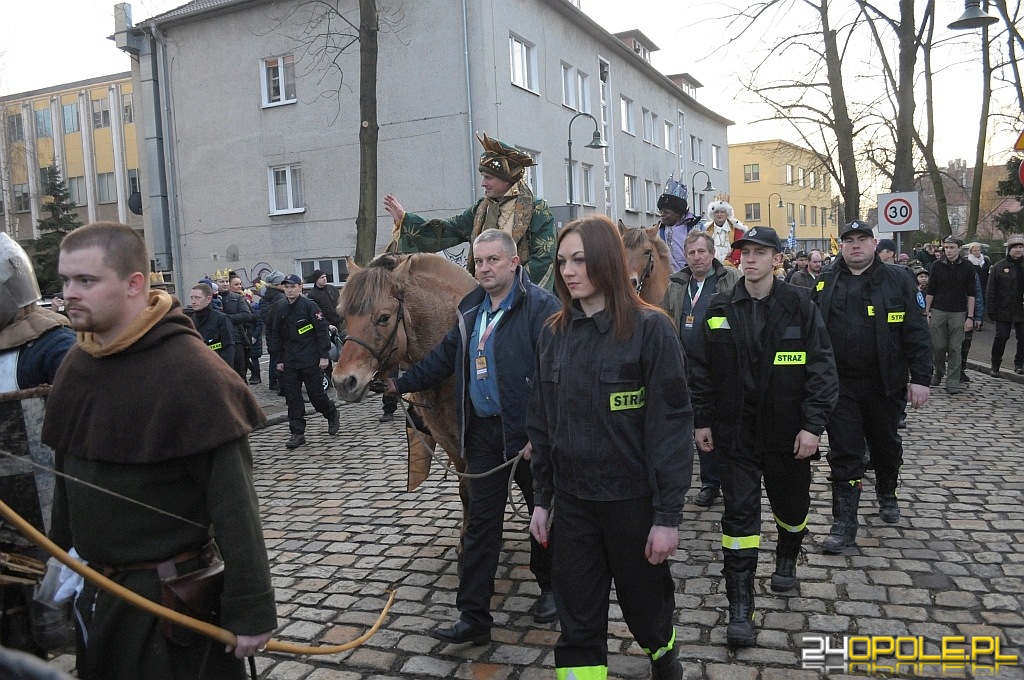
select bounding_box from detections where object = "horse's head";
[621,225,669,304]
[333,254,411,402]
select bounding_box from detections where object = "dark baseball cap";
[839,221,875,239]
[795,250,808,259]
[282,274,302,285]
[732,226,783,252]
[942,235,963,246]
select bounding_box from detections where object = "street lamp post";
[567,112,606,221]
[691,171,715,214]
[767,192,783,230]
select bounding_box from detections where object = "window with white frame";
[620,96,635,135]
[624,174,638,211]
[97,172,117,203]
[127,168,140,195]
[35,109,52,138]
[664,121,675,153]
[299,258,349,284]
[645,180,658,213]
[821,207,828,226]
[63,103,80,133]
[7,114,24,141]
[690,135,704,164]
[809,170,816,190]
[261,55,297,106]
[786,203,795,222]
[810,205,817,226]
[561,64,576,108]
[786,164,794,184]
[123,93,134,124]
[516,147,540,195]
[68,176,86,206]
[711,144,721,170]
[509,35,538,92]
[642,109,656,144]
[743,164,760,182]
[92,98,110,129]
[745,203,761,222]
[269,165,304,213]
[677,112,685,161]
[13,184,30,212]
[799,204,807,225]
[798,167,806,187]
[581,163,594,205]
[576,71,590,113]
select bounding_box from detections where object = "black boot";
[771,554,797,592]
[876,475,900,524]
[724,570,756,647]
[989,363,1000,376]
[651,647,684,680]
[821,480,861,554]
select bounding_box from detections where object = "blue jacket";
[396,266,560,460]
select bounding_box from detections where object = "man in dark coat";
[986,233,1024,375]
[185,283,235,366]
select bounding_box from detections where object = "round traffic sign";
[884,198,913,227]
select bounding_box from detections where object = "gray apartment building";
[114,0,731,290]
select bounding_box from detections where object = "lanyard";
[688,279,705,309]
[477,307,505,355]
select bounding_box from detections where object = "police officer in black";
[813,221,932,552]
[689,226,838,648]
[268,274,340,449]
[185,283,235,366]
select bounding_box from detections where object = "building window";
[261,55,297,106]
[799,204,807,225]
[581,163,594,205]
[13,184,30,212]
[810,205,817,226]
[743,164,760,182]
[63,103,80,133]
[6,114,24,142]
[35,109,52,138]
[97,172,117,203]
[561,64,576,108]
[642,109,658,145]
[620,96,635,135]
[40,167,51,190]
[624,174,638,211]
[711,144,721,170]
[123,93,134,124]
[92,98,111,129]
[269,165,304,213]
[798,167,806,187]
[645,180,659,213]
[299,258,349,283]
[127,168,140,195]
[517,147,540,195]
[690,135,704,164]
[787,202,795,223]
[821,206,828,226]
[786,165,794,184]
[745,203,761,222]
[663,121,675,153]
[509,35,538,92]
[68,176,86,206]
[576,71,590,113]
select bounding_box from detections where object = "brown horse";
[620,223,671,308]
[333,252,477,549]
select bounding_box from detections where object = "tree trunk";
[914,4,952,237]
[355,0,379,265]
[819,2,860,220]
[967,14,993,239]
[891,0,917,192]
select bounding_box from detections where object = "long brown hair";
[549,215,663,340]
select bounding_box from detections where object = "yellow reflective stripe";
[773,351,806,365]
[888,312,905,323]
[642,628,676,661]
[815,280,825,291]
[867,305,875,316]
[774,513,809,533]
[610,387,645,411]
[297,323,314,335]
[557,666,608,680]
[209,342,222,351]
[848,479,861,487]
[707,316,730,329]
[722,534,760,550]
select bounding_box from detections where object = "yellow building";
[1,73,141,244]
[728,140,836,252]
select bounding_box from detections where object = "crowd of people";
[3,129,1023,680]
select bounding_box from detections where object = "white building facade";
[115,0,731,289]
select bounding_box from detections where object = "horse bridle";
[340,296,407,390]
[634,248,655,295]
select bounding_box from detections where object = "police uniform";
[528,304,693,679]
[813,251,932,547]
[184,306,235,366]
[219,289,255,380]
[267,292,338,443]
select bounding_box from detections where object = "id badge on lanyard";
[476,308,504,380]
[684,280,704,330]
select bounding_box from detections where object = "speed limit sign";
[878,191,920,232]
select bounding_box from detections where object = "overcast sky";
[1,0,1016,166]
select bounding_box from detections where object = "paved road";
[51,366,1024,679]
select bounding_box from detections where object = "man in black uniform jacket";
[184,283,235,366]
[268,274,339,449]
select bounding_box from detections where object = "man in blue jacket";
[385,229,560,644]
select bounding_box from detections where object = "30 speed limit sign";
[877,191,920,232]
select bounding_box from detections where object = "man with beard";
[790,250,825,289]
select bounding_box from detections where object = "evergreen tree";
[994,157,1024,239]
[33,165,82,295]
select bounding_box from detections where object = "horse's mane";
[339,252,473,317]
[622,225,670,260]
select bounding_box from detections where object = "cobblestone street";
[51,367,1024,679]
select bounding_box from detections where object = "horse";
[620,223,671,308]
[333,252,478,539]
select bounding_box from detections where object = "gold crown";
[214,268,231,280]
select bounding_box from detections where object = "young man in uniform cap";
[985,233,1024,375]
[384,133,556,290]
[925,235,975,394]
[689,226,838,647]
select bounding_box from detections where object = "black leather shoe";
[693,487,720,507]
[248,377,261,385]
[532,590,558,624]
[430,620,490,645]
[960,372,970,383]
[379,412,395,423]
[285,433,305,449]
[328,410,340,435]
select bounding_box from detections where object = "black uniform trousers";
[282,365,337,435]
[458,413,550,629]
[825,375,902,484]
[721,436,811,573]
[552,492,675,670]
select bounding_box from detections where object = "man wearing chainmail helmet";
[383,133,556,290]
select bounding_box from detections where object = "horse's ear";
[347,259,362,274]
[645,225,660,240]
[617,220,628,235]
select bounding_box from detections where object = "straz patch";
[773,351,807,365]
[888,312,905,323]
[610,387,645,411]
[297,323,314,335]
[209,342,223,351]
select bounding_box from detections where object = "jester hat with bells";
[477,133,535,184]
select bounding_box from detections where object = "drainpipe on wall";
[150,24,185,296]
[461,0,476,204]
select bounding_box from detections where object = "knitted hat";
[876,239,897,254]
[306,269,325,284]
[477,132,534,184]
[265,271,286,285]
